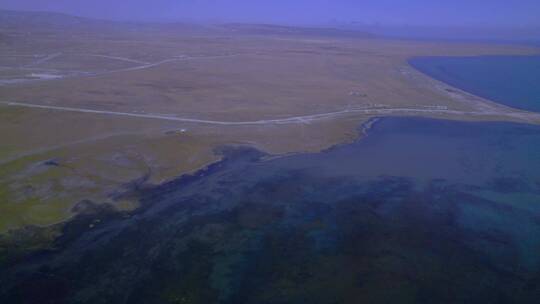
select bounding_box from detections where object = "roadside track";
[4,101,539,126]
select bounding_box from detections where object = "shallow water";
[2,117,540,303]
[409,55,540,112]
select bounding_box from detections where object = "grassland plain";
[1,14,540,235]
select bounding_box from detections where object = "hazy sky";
[1,0,539,27]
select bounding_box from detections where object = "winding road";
[3,52,540,125]
[1,53,243,85]
[4,101,539,126]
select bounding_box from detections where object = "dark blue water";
[2,117,540,303]
[409,55,540,112]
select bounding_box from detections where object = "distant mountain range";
[0,9,113,29]
[0,9,210,34]
[337,22,540,43]
[0,9,375,39]
[220,23,375,38]
[2,9,538,43]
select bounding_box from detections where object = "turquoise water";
[2,118,540,303]
[409,55,540,112]
[4,51,540,304]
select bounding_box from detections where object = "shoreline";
[3,114,540,237]
[407,55,540,114]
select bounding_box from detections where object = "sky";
[1,0,539,27]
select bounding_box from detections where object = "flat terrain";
[1,11,540,233]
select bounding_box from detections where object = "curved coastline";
[3,117,540,302]
[408,55,540,113]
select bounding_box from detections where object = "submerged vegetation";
[2,118,540,303]
[1,7,540,303]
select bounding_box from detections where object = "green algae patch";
[0,155,99,233]
[0,223,62,267]
[0,131,225,233]
[0,185,75,233]
[0,152,147,233]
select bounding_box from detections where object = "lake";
[2,117,540,303]
[409,55,540,112]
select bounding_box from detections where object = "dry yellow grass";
[1,23,539,232]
